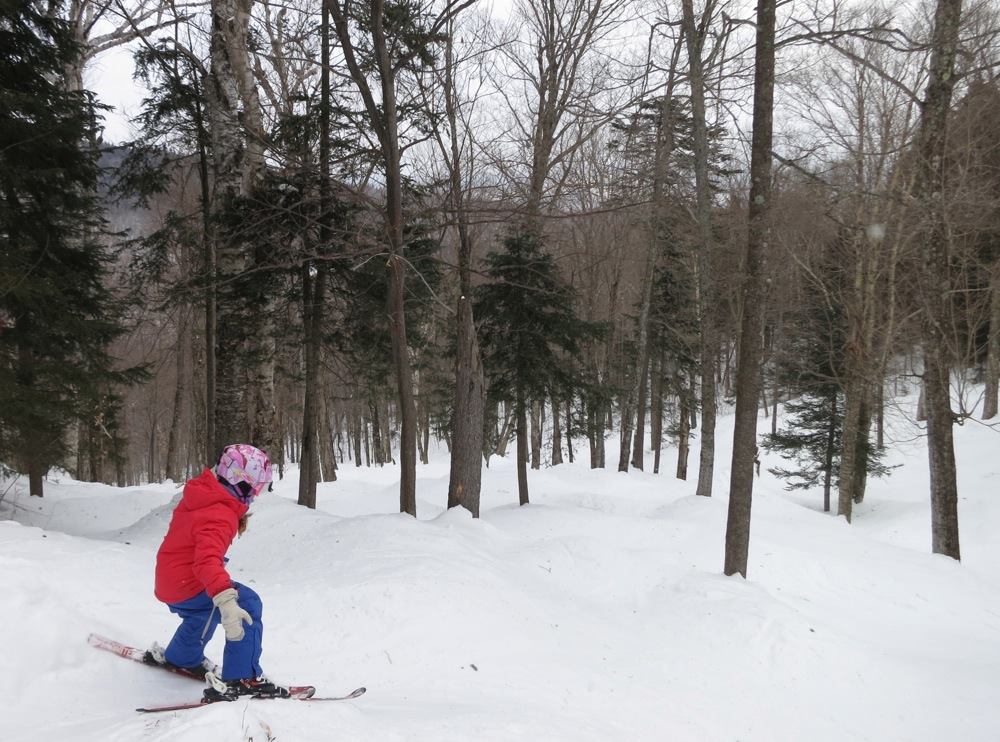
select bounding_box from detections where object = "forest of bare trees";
[7,0,1000,574]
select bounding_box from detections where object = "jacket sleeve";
[190,504,239,597]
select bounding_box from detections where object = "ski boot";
[142,642,220,679]
[203,671,291,702]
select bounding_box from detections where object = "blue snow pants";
[163,582,264,681]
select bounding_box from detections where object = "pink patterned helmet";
[215,444,273,502]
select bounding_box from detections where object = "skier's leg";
[221,582,264,680]
[163,591,221,668]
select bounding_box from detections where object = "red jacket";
[154,469,248,604]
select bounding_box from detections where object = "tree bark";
[320,391,337,482]
[442,26,486,516]
[984,266,1000,419]
[631,354,649,470]
[724,0,776,578]
[516,388,530,505]
[566,398,574,464]
[165,314,187,482]
[915,0,964,560]
[682,0,719,499]
[837,379,868,521]
[209,0,259,453]
[676,390,691,480]
[297,261,322,508]
[494,406,515,457]
[823,390,838,513]
[330,0,418,516]
[551,395,564,465]
[353,409,363,467]
[621,73,678,473]
[650,348,664,474]
[531,400,543,470]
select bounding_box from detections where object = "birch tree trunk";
[209,0,264,452]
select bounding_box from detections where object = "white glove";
[213,587,253,641]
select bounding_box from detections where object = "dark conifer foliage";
[476,232,604,504]
[0,0,131,495]
[763,292,889,511]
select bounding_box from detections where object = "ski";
[88,633,204,682]
[135,686,366,713]
[87,633,317,697]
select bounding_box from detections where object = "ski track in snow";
[2,389,999,741]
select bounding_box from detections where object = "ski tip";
[350,687,367,698]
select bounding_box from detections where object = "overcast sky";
[90,40,143,144]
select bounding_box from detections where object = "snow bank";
[2,390,999,741]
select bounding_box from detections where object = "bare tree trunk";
[837,379,867,521]
[631,354,649,470]
[823,390,838,513]
[621,69,678,473]
[209,0,260,453]
[984,266,1000,419]
[876,382,885,449]
[191,85,216,466]
[440,27,486,516]
[370,400,383,466]
[566,398,574,463]
[494,406,515,457]
[297,0,333,505]
[298,261,323,508]
[148,419,158,483]
[319,388,337,483]
[363,415,371,467]
[551,395,564,465]
[724,0,776,579]
[353,408,363,467]
[330,0,418,516]
[417,390,430,465]
[651,348,664,474]
[165,315,187,482]
[915,0,963,560]
[76,421,88,481]
[516,388,530,505]
[589,396,607,469]
[682,0,719,499]
[380,400,393,464]
[676,391,691,480]
[28,456,45,498]
[530,400,544,470]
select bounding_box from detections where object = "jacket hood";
[181,469,249,517]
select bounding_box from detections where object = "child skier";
[147,443,289,701]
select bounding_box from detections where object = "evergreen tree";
[0,0,129,495]
[476,232,603,505]
[763,286,889,511]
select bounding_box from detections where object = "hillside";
[2,387,998,742]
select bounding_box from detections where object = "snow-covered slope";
[2,389,999,742]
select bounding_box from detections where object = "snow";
[2,388,1000,741]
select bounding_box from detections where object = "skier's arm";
[190,506,239,597]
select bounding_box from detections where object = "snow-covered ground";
[2,387,999,742]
